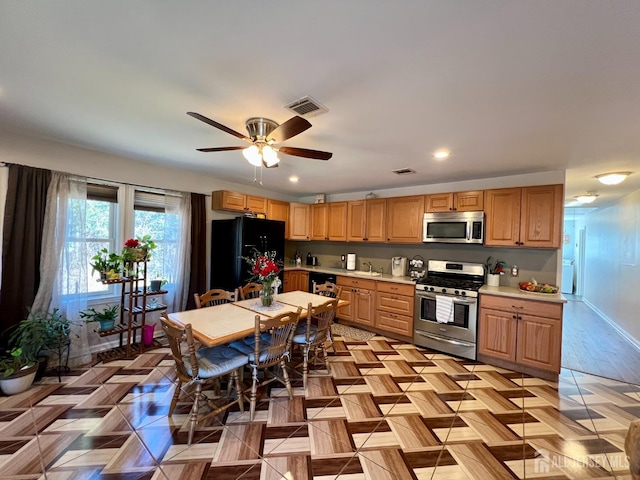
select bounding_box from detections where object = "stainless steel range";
[413,260,484,360]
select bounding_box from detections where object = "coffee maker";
[391,256,407,277]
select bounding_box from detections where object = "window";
[86,184,118,296]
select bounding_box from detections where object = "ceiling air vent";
[284,96,328,117]
[392,168,417,175]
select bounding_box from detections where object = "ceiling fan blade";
[278,146,332,160]
[268,116,311,143]
[187,112,250,141]
[196,146,246,152]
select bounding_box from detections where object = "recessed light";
[575,194,598,204]
[289,175,299,183]
[595,172,631,185]
[433,149,450,160]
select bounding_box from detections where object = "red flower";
[124,238,140,248]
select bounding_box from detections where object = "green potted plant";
[80,305,120,331]
[91,248,122,281]
[0,347,38,395]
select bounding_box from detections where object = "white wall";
[583,189,640,345]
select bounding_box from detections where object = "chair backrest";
[194,288,237,308]
[305,298,339,344]
[253,307,302,367]
[160,314,198,382]
[240,282,263,300]
[313,281,342,299]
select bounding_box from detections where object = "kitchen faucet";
[362,261,373,273]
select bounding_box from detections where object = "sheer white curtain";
[163,191,191,312]
[32,172,92,367]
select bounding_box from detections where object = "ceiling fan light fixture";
[262,145,279,166]
[243,145,262,166]
[595,172,631,185]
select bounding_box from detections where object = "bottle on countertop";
[295,250,301,267]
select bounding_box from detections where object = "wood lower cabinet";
[386,195,424,243]
[337,276,375,327]
[484,184,563,248]
[283,270,309,292]
[478,293,563,379]
[375,282,414,337]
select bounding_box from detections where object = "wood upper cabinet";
[484,184,563,248]
[310,202,347,241]
[267,199,290,238]
[478,293,563,376]
[386,195,424,243]
[425,191,483,212]
[288,203,310,240]
[347,198,386,242]
[211,190,267,214]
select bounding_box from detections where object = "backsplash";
[286,241,559,287]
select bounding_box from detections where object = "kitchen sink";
[350,271,382,277]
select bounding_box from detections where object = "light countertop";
[479,285,567,303]
[284,265,416,285]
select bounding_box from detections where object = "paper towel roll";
[346,253,356,271]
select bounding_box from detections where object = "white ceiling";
[1,1,639,206]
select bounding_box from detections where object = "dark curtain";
[0,165,51,340]
[186,193,207,310]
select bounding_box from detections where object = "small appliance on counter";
[408,255,426,280]
[391,256,407,277]
[306,252,318,266]
[346,253,356,271]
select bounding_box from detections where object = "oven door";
[413,290,477,344]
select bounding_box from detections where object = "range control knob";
[441,288,447,294]
[454,290,460,296]
[429,287,435,292]
[460,291,467,296]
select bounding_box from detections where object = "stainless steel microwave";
[422,211,484,244]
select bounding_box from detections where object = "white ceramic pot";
[487,274,501,287]
[0,364,37,395]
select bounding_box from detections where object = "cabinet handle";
[512,315,517,319]
[511,305,524,309]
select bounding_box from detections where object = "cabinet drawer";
[376,281,414,296]
[337,276,376,290]
[376,311,413,336]
[376,292,414,316]
[480,294,562,320]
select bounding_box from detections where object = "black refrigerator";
[210,217,285,291]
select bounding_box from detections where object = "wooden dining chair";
[230,307,302,420]
[194,288,237,308]
[313,281,342,299]
[239,282,263,300]
[160,314,246,444]
[291,299,339,389]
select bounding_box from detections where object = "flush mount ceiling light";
[595,172,631,185]
[289,175,299,183]
[575,193,599,204]
[433,149,451,160]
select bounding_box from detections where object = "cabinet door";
[212,190,246,212]
[519,184,563,248]
[298,272,309,292]
[484,188,521,247]
[246,195,267,214]
[267,199,290,238]
[283,271,294,292]
[347,200,366,241]
[454,190,484,212]
[327,202,348,241]
[386,195,424,243]
[366,198,387,242]
[516,314,561,372]
[354,289,374,326]
[310,203,329,240]
[478,308,517,361]
[289,203,310,240]
[425,193,453,212]
[338,287,354,321]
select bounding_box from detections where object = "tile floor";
[0,332,638,479]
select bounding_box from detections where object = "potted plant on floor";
[0,347,38,395]
[80,305,120,332]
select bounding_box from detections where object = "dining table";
[167,290,345,347]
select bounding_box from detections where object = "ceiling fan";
[187,112,332,168]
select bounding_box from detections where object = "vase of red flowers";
[243,248,282,307]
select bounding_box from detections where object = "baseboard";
[583,299,640,351]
